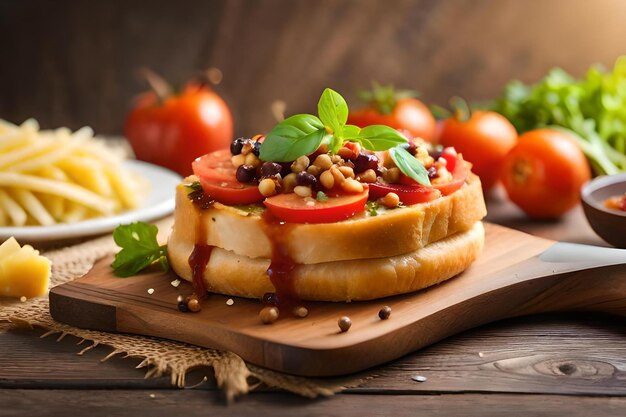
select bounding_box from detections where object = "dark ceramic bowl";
[581,172,626,248]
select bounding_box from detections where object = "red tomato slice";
[192,149,264,205]
[432,158,470,196]
[397,155,470,197]
[264,189,368,223]
[440,147,458,173]
[368,182,440,205]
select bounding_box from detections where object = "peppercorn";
[260,306,279,324]
[427,166,437,179]
[338,316,352,332]
[293,306,309,318]
[260,161,283,177]
[296,171,317,188]
[230,138,246,155]
[177,295,189,313]
[378,306,392,320]
[252,140,262,157]
[262,292,278,305]
[236,164,257,183]
[187,297,201,312]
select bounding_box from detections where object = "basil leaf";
[259,114,325,162]
[355,125,408,151]
[388,146,431,186]
[111,222,169,277]
[342,124,361,140]
[318,88,348,136]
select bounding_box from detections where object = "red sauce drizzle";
[187,187,215,301]
[188,244,211,299]
[261,211,300,309]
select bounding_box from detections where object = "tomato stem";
[450,96,472,122]
[139,68,172,102]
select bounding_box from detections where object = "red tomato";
[438,111,517,193]
[192,149,263,205]
[264,189,368,223]
[125,83,233,176]
[500,129,591,219]
[368,182,441,205]
[348,98,437,142]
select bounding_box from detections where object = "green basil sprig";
[259,88,408,162]
[111,222,169,277]
[389,146,431,186]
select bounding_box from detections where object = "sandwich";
[167,89,486,307]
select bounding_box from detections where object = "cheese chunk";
[0,237,50,298]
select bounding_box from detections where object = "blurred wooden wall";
[2,0,626,137]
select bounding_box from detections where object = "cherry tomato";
[348,98,436,141]
[125,82,233,176]
[438,110,517,192]
[500,129,591,219]
[368,182,441,205]
[264,189,368,223]
[192,149,263,205]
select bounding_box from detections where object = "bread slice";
[169,221,484,302]
[168,173,486,265]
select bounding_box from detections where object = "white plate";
[0,160,182,243]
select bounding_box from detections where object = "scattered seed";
[478,352,484,358]
[378,306,392,320]
[338,316,352,332]
[412,375,427,382]
[170,279,181,288]
[226,298,234,306]
[260,306,279,324]
[19,296,27,302]
[177,295,189,312]
[293,306,309,318]
[147,288,155,295]
[187,297,201,312]
[149,393,156,399]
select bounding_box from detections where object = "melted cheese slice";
[0,237,50,298]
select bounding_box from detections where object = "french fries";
[0,119,147,226]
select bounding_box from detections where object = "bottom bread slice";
[169,221,485,302]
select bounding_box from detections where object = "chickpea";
[282,173,298,193]
[341,178,364,194]
[231,153,246,168]
[258,178,277,197]
[244,152,261,167]
[357,169,377,183]
[306,165,321,176]
[338,165,355,179]
[313,154,333,170]
[294,185,312,198]
[383,167,400,184]
[291,155,310,173]
[320,169,335,189]
[330,165,346,185]
[381,192,400,208]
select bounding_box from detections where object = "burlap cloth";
[0,217,360,401]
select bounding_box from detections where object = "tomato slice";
[432,158,470,196]
[368,182,440,205]
[264,189,368,223]
[192,149,264,205]
[397,154,470,197]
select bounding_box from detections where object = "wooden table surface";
[1,190,625,416]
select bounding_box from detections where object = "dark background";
[2,0,626,138]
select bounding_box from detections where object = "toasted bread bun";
[168,173,486,265]
[169,221,484,301]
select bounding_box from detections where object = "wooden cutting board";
[49,223,626,377]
